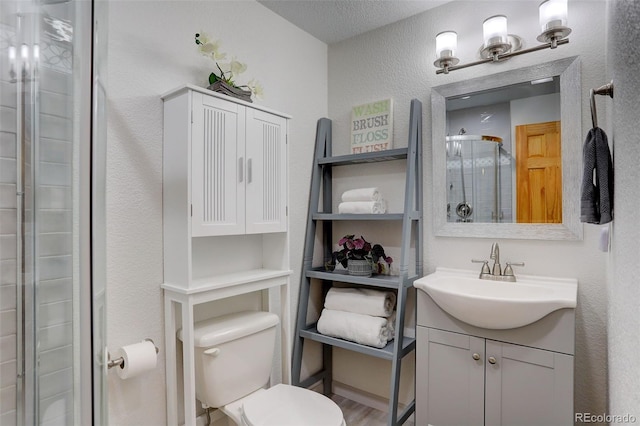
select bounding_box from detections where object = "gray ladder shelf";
[292,99,423,426]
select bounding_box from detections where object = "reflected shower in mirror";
[446,130,505,223]
[432,56,582,240]
[445,77,561,224]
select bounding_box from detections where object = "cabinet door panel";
[417,327,485,426]
[245,108,287,234]
[191,93,246,236]
[485,340,574,426]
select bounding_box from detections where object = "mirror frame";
[432,56,583,240]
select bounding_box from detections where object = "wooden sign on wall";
[350,99,393,154]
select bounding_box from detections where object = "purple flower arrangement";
[326,234,393,274]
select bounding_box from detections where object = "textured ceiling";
[257,0,450,44]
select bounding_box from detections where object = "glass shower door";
[0,0,100,424]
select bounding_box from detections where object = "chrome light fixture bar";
[434,0,571,75]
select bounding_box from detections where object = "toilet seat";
[240,384,344,426]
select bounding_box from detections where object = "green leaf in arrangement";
[209,72,219,85]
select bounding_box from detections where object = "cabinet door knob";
[488,356,497,365]
[472,353,480,361]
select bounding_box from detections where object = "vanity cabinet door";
[191,92,246,236]
[416,327,485,426]
[245,108,287,234]
[484,340,574,426]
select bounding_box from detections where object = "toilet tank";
[178,311,280,408]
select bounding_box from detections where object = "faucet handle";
[504,261,525,276]
[471,259,491,275]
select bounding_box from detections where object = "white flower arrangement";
[195,32,263,100]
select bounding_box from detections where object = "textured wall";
[607,0,640,418]
[106,1,327,425]
[328,0,609,416]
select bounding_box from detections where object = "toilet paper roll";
[115,340,157,379]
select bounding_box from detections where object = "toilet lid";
[241,384,344,426]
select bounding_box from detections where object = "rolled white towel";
[325,287,396,317]
[342,187,382,202]
[338,201,386,214]
[384,311,397,342]
[317,309,395,348]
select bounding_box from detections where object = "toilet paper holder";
[107,338,159,370]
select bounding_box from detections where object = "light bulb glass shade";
[436,31,457,59]
[539,0,568,32]
[483,15,508,47]
[8,46,16,61]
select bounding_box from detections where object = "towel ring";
[590,81,614,128]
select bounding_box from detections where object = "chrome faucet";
[472,242,524,282]
[490,242,501,276]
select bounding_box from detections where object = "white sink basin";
[414,267,577,329]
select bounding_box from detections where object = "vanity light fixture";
[434,31,459,71]
[434,0,571,74]
[481,15,511,59]
[8,42,39,83]
[8,45,16,80]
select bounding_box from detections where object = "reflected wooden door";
[516,121,562,223]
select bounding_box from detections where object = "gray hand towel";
[580,127,614,224]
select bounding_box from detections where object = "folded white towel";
[317,309,395,348]
[338,201,386,214]
[342,187,382,202]
[325,287,396,317]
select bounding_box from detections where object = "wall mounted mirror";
[432,56,583,240]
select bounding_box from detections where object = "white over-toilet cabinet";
[185,89,287,236]
[161,85,291,426]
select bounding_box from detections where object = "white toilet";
[179,310,345,426]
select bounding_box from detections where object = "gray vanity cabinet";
[417,327,485,425]
[416,290,575,426]
[484,339,573,426]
